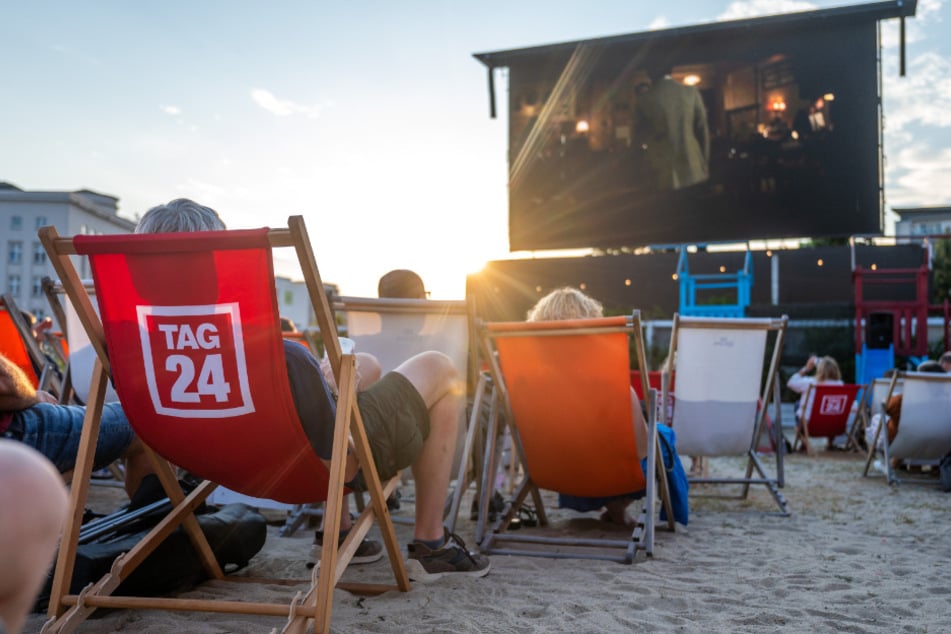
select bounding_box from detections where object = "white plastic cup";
[339,337,355,355]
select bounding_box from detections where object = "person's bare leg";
[394,352,462,542]
[0,441,68,634]
[355,352,381,389]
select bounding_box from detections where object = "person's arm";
[0,354,40,413]
[787,356,817,393]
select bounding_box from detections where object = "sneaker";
[405,529,490,582]
[313,529,383,565]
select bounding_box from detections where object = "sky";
[2,0,949,299]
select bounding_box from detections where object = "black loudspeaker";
[866,312,894,349]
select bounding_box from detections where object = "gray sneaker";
[313,529,383,565]
[405,529,491,582]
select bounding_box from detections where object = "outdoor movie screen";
[506,20,882,251]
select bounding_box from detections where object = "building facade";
[893,206,951,238]
[1,182,136,320]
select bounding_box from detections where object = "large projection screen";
[503,19,882,251]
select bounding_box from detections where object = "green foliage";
[931,238,951,305]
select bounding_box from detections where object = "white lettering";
[157,324,179,349]
[195,323,220,349]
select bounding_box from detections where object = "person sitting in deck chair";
[527,287,687,526]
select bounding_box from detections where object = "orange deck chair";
[793,383,863,455]
[475,312,673,563]
[39,216,409,634]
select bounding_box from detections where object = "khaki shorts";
[356,372,430,481]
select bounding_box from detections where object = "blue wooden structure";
[676,246,753,318]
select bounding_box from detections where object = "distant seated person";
[939,351,951,373]
[786,354,843,451]
[280,316,298,333]
[525,287,688,527]
[378,268,427,300]
[883,359,947,447]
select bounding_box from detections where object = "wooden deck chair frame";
[38,216,410,634]
[280,294,478,537]
[665,314,790,516]
[862,371,951,486]
[40,277,103,406]
[474,311,673,564]
[0,292,62,397]
[793,383,864,456]
[850,376,901,454]
[39,277,127,487]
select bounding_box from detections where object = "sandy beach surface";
[26,449,951,634]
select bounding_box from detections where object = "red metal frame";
[852,238,951,356]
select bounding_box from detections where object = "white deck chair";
[862,371,951,486]
[665,314,789,515]
[280,296,476,535]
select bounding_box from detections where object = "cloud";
[160,105,182,116]
[250,89,324,118]
[883,52,951,131]
[648,16,670,30]
[885,144,951,207]
[717,0,816,20]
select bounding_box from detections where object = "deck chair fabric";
[863,371,951,486]
[0,293,65,397]
[39,217,409,634]
[476,313,669,563]
[337,296,472,381]
[666,314,789,515]
[0,295,43,387]
[794,383,863,455]
[334,296,476,532]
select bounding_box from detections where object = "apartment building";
[1,182,135,319]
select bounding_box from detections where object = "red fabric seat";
[75,229,328,503]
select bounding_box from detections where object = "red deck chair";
[793,383,863,455]
[39,217,409,634]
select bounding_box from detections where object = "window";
[10,215,22,231]
[32,242,47,264]
[32,276,43,297]
[7,275,20,297]
[35,216,47,229]
[283,290,294,305]
[7,241,22,264]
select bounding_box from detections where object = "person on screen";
[634,64,710,191]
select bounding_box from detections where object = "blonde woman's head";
[526,287,603,322]
[816,356,841,382]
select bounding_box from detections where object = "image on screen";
[506,20,882,251]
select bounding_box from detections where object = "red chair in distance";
[793,383,863,456]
